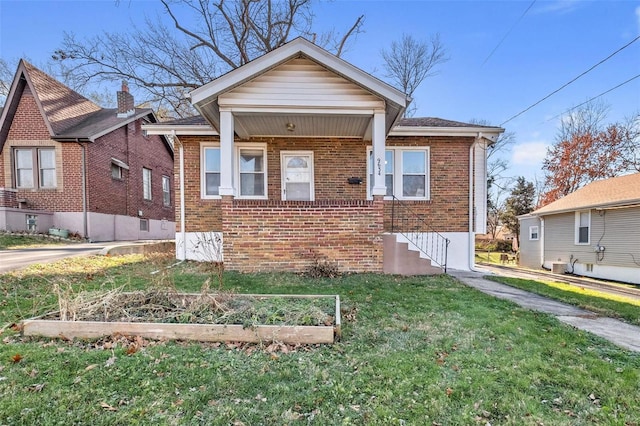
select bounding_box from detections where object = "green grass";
[487,275,640,327]
[1,254,640,424]
[0,233,69,250]
[475,250,513,264]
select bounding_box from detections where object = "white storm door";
[281,152,314,201]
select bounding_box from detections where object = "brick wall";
[222,198,384,273]
[87,120,174,221]
[174,133,472,271]
[177,135,222,232]
[384,136,471,232]
[2,87,83,211]
[176,134,472,234]
[0,188,17,208]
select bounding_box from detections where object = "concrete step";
[383,234,443,275]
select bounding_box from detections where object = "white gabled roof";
[190,37,407,108]
[188,37,408,138]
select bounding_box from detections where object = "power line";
[500,34,640,126]
[544,73,640,124]
[481,0,536,67]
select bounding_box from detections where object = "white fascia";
[390,126,503,143]
[142,124,218,136]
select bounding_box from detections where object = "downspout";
[468,134,482,271]
[539,217,545,269]
[175,131,187,261]
[76,141,89,241]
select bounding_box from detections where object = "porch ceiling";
[229,112,373,139]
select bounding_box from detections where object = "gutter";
[76,141,89,241]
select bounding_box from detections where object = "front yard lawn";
[1,254,639,424]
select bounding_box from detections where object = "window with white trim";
[529,225,539,241]
[142,168,152,200]
[162,175,171,206]
[14,147,57,189]
[367,147,429,200]
[575,211,590,244]
[202,145,221,198]
[237,146,267,198]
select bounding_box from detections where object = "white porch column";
[219,108,235,196]
[371,110,387,196]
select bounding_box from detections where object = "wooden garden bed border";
[21,293,341,345]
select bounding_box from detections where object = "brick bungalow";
[144,38,503,273]
[0,60,175,241]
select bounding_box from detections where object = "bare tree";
[540,101,639,206]
[0,58,13,104]
[381,33,448,117]
[53,0,364,118]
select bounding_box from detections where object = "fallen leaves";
[100,402,117,412]
[11,353,22,363]
[27,383,45,392]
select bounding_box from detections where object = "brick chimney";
[116,81,135,118]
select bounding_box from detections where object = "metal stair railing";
[390,195,450,272]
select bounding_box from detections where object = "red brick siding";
[262,137,367,200]
[384,136,471,232]
[177,135,472,234]
[0,189,17,208]
[6,86,51,140]
[87,121,174,221]
[177,136,222,232]
[222,198,384,273]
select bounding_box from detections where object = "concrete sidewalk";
[449,269,640,352]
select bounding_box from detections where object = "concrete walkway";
[449,269,640,353]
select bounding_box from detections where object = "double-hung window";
[368,147,429,200]
[575,211,590,244]
[529,226,539,241]
[142,168,152,200]
[238,146,266,198]
[14,147,57,189]
[202,145,221,197]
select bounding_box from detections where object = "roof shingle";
[23,61,101,134]
[533,173,640,215]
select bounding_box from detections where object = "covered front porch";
[144,38,498,273]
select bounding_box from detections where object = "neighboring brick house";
[519,173,640,285]
[145,38,503,273]
[0,60,175,241]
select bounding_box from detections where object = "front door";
[281,152,314,201]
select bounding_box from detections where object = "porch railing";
[390,196,450,272]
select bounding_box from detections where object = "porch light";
[286,122,296,132]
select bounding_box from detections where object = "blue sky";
[1,0,639,184]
